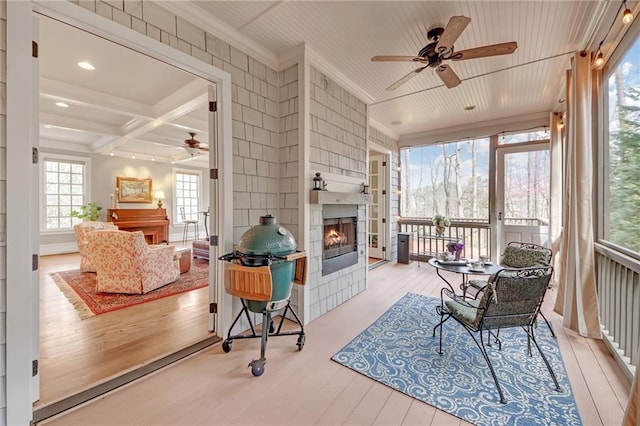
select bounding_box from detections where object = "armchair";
[466,241,555,336]
[434,265,560,404]
[86,230,180,294]
[73,221,118,272]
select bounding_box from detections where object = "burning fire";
[325,228,346,248]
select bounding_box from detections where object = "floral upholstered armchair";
[73,221,118,272]
[86,230,180,294]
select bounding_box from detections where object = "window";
[41,154,90,231]
[400,138,490,220]
[605,35,640,254]
[174,170,201,223]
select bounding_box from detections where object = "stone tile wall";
[307,66,368,321]
[309,66,367,180]
[278,63,300,313]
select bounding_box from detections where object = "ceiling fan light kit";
[372,15,518,90]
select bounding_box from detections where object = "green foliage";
[609,86,640,254]
[71,202,103,221]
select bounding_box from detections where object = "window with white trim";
[605,33,640,255]
[41,154,90,231]
[174,170,201,223]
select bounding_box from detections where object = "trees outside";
[400,136,549,223]
[608,65,640,254]
[401,138,490,220]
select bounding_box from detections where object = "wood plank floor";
[39,260,631,425]
[37,248,213,408]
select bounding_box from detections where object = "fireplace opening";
[322,204,358,276]
[323,217,357,260]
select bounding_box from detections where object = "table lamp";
[155,190,165,209]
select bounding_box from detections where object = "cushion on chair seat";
[502,246,550,268]
[468,279,488,290]
[446,298,482,328]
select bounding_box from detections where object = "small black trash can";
[398,232,412,264]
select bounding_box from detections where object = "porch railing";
[594,242,640,380]
[398,217,491,261]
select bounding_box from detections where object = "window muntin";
[42,156,88,231]
[400,138,490,220]
[606,37,640,254]
[175,171,200,223]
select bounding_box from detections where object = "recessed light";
[55,102,69,108]
[464,105,476,111]
[43,124,53,129]
[391,120,402,125]
[77,61,95,70]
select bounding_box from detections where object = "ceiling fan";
[371,15,517,90]
[182,132,208,156]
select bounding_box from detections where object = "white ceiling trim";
[40,112,119,136]
[161,2,279,69]
[304,44,376,105]
[399,111,551,148]
[40,78,154,118]
[40,139,93,153]
[369,118,399,141]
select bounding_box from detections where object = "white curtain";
[549,112,563,289]
[552,52,602,338]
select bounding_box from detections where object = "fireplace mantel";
[309,190,373,205]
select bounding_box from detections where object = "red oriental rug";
[50,258,209,319]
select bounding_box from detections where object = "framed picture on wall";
[116,177,153,203]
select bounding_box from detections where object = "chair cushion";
[446,298,483,329]
[502,246,550,268]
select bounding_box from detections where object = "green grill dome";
[236,214,297,256]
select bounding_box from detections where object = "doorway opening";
[31,12,225,423]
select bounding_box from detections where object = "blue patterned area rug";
[331,293,582,426]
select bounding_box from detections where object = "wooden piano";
[107,208,169,244]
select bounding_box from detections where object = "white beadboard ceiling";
[39,1,634,161]
[182,0,617,139]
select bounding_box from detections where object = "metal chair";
[433,265,560,404]
[466,241,555,337]
[180,207,199,243]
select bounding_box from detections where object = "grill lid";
[236,214,297,257]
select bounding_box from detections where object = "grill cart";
[218,215,307,376]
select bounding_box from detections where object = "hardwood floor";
[37,248,214,409]
[39,260,630,425]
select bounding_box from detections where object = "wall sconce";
[312,172,326,191]
[155,190,165,209]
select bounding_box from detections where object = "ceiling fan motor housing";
[418,42,442,68]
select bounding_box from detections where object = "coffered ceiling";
[39,1,634,163]
[38,15,211,166]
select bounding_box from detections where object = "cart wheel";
[222,340,232,353]
[296,334,306,351]
[249,359,265,377]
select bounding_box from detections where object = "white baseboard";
[40,242,79,256]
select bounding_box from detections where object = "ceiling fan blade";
[451,42,518,61]
[372,55,423,62]
[436,64,462,89]
[435,15,471,54]
[386,66,428,91]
